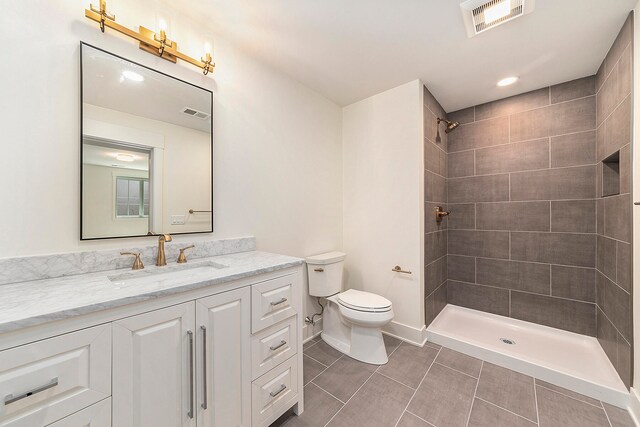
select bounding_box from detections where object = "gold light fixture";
[85,1,215,75]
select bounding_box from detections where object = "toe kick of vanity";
[0,255,304,427]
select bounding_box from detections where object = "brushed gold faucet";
[156,234,172,266]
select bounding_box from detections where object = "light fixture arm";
[85,1,215,75]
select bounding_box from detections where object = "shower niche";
[602,151,621,197]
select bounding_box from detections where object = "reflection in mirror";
[81,43,213,240]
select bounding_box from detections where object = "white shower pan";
[427,304,629,408]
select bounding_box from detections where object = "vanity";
[0,40,304,426]
[0,244,305,427]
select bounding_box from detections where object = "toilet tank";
[305,252,346,297]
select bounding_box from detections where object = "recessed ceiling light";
[484,0,511,25]
[497,76,518,87]
[121,70,144,82]
[116,154,135,162]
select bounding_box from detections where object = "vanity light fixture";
[85,1,215,75]
[115,154,135,162]
[497,76,518,87]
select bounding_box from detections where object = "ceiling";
[82,44,212,132]
[164,0,637,111]
[83,142,150,171]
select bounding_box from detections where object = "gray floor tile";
[475,362,537,422]
[303,335,321,351]
[425,341,442,350]
[272,383,343,427]
[303,355,327,385]
[534,379,601,407]
[536,385,610,426]
[312,355,377,402]
[435,347,483,378]
[397,412,431,427]
[407,363,478,427]
[603,402,635,427]
[303,340,342,366]
[383,333,403,355]
[327,373,414,427]
[377,342,439,388]
[468,398,537,427]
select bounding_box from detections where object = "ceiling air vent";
[460,0,535,38]
[181,107,210,120]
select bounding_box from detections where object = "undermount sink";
[108,261,228,285]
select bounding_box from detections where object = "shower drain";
[499,338,516,345]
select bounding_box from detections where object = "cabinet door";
[47,398,111,427]
[112,302,196,427]
[196,287,251,427]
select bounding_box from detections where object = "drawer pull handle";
[314,268,324,272]
[187,330,194,419]
[4,377,59,405]
[270,297,288,307]
[270,340,287,351]
[201,326,208,410]
[270,384,287,398]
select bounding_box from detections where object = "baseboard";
[302,317,323,343]
[628,387,640,426]
[383,320,427,346]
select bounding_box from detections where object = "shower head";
[437,118,460,133]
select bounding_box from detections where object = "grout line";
[534,382,605,411]
[302,352,328,368]
[393,347,443,427]
[602,403,614,427]
[404,410,437,427]
[449,163,596,180]
[322,361,381,426]
[305,353,342,385]
[596,306,631,344]
[475,396,538,424]
[303,340,321,353]
[376,371,418,391]
[311,381,347,405]
[434,362,479,380]
[465,361,483,426]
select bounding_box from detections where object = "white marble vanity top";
[0,251,303,334]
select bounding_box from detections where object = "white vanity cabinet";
[112,302,196,427]
[0,265,303,427]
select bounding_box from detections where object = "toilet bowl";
[306,252,394,365]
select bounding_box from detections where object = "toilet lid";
[338,289,392,311]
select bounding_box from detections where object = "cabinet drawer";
[0,324,111,427]
[47,398,111,426]
[251,317,297,379]
[251,357,298,427]
[252,275,297,333]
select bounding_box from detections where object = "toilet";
[306,252,394,365]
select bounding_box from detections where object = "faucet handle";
[177,245,195,263]
[120,252,144,270]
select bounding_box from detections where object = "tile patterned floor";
[271,336,636,427]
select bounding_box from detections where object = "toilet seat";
[337,289,392,313]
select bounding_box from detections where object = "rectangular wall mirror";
[81,43,213,240]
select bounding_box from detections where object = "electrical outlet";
[170,215,186,225]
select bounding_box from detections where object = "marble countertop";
[0,251,304,334]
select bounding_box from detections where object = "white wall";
[0,1,342,337]
[342,80,425,344]
[82,164,149,237]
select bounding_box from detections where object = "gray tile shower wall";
[446,76,599,339]
[594,13,633,389]
[423,86,448,326]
